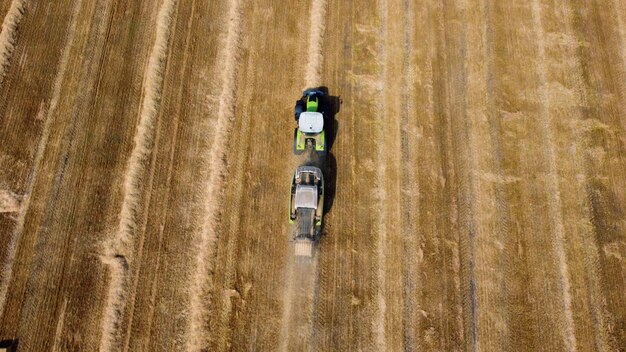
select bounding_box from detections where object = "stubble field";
[0,0,625,351]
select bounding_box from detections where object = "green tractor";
[288,166,324,258]
[293,90,327,155]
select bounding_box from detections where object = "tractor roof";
[298,112,324,133]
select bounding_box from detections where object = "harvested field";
[0,0,625,351]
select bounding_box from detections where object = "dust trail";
[0,189,20,212]
[278,261,295,352]
[304,0,327,88]
[0,0,82,316]
[0,0,25,87]
[530,1,577,350]
[184,0,242,350]
[278,254,319,352]
[99,0,177,350]
[372,0,388,350]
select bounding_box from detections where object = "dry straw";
[304,0,327,88]
[0,0,28,316]
[100,0,177,350]
[185,0,243,349]
[0,189,20,213]
[0,0,25,87]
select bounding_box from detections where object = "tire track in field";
[305,0,327,88]
[569,0,626,348]
[185,0,242,350]
[469,0,511,349]
[311,1,350,348]
[0,0,25,87]
[529,1,576,350]
[609,0,626,137]
[0,0,82,316]
[99,0,177,350]
[371,0,387,350]
[424,3,465,348]
[442,1,479,348]
[312,221,332,352]
[399,0,422,348]
[485,0,517,347]
[370,1,389,350]
[433,2,467,346]
[134,1,195,348]
[380,34,404,342]
[480,0,515,349]
[210,3,256,349]
[555,1,613,349]
[121,2,182,348]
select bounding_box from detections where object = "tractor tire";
[293,128,304,155]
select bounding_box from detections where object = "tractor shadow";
[314,86,342,151]
[0,339,18,352]
[323,151,337,216]
[309,86,341,216]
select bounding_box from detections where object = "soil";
[0,0,625,351]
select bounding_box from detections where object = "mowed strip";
[183,0,244,350]
[569,0,626,348]
[0,0,76,307]
[405,0,467,349]
[311,0,354,348]
[376,0,406,350]
[536,0,617,349]
[0,0,161,350]
[486,0,605,349]
[206,0,311,350]
[278,1,328,351]
[437,1,489,349]
[100,0,178,350]
[458,0,512,350]
[120,0,230,350]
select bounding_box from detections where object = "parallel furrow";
[185,0,243,350]
[99,1,178,350]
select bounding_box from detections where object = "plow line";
[99,0,178,350]
[185,0,243,350]
[0,0,26,87]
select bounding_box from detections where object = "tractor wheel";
[293,128,303,155]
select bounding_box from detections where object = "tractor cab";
[293,89,328,155]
